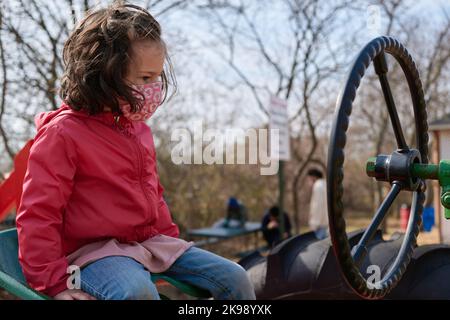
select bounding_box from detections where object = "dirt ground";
[345,216,440,246]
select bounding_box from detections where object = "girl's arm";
[154,178,180,238]
[147,126,180,238]
[16,123,76,297]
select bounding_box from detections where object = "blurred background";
[1,0,450,255]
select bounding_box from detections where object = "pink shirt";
[66,234,195,272]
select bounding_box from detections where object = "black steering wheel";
[327,36,429,299]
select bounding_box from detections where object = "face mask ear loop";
[114,115,123,129]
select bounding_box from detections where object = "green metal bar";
[151,274,211,298]
[0,271,50,300]
[411,163,439,180]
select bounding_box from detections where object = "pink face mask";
[120,81,163,121]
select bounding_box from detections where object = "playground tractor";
[327,36,450,299]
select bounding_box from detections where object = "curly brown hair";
[59,2,176,115]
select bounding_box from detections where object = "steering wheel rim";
[327,36,429,299]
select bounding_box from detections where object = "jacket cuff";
[43,274,71,298]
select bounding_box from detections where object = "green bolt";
[366,157,376,178]
[443,192,450,207]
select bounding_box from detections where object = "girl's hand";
[54,289,97,300]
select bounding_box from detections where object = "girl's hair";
[59,2,176,115]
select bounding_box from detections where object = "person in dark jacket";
[212,197,248,228]
[261,206,292,247]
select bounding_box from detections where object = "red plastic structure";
[0,139,34,222]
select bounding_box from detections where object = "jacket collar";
[55,103,135,137]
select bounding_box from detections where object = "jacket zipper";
[135,138,148,201]
[115,115,155,239]
[133,132,156,237]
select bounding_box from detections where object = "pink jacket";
[16,103,179,297]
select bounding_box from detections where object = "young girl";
[16,3,256,300]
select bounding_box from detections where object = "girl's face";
[124,39,165,86]
[103,40,165,112]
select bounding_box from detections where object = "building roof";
[430,113,450,131]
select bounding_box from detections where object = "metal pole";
[278,159,285,239]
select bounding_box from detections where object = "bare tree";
[0,0,194,171]
[0,4,14,175]
[195,0,356,233]
[350,0,412,221]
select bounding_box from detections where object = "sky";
[2,0,450,157]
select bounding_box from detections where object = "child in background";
[261,206,292,247]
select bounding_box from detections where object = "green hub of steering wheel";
[366,157,450,218]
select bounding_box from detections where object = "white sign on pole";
[269,95,290,161]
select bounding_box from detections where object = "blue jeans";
[80,246,256,300]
